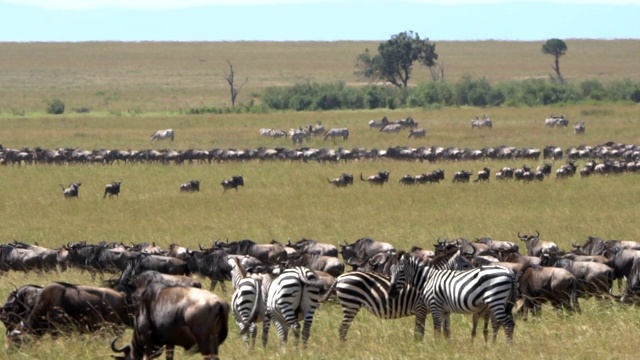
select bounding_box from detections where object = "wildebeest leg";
[209,280,217,291]
[165,345,175,360]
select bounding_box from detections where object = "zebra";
[323,128,349,143]
[149,128,174,141]
[388,253,517,343]
[262,266,323,347]
[228,257,265,349]
[328,247,473,341]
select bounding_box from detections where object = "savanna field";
[1,40,640,359]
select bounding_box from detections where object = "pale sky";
[1,0,638,41]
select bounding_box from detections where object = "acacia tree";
[223,60,248,108]
[356,31,438,90]
[542,38,568,83]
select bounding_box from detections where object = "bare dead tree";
[223,60,248,108]
[429,63,445,82]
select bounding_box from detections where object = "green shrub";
[46,98,65,115]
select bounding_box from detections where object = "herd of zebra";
[3,232,639,356]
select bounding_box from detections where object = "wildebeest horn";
[517,231,527,240]
[535,230,540,238]
[110,337,129,353]
[571,242,579,248]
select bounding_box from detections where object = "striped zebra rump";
[423,265,517,343]
[263,266,322,347]
[228,256,266,348]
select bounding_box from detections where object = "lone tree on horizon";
[355,31,438,90]
[223,60,248,108]
[542,38,568,83]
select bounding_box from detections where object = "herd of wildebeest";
[1,113,636,359]
[1,232,640,358]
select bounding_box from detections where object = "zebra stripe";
[229,257,265,349]
[390,253,516,343]
[262,266,322,347]
[332,249,472,341]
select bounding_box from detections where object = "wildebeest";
[185,247,233,291]
[602,245,640,293]
[60,182,81,199]
[452,170,472,183]
[120,253,190,282]
[323,128,349,143]
[574,120,585,134]
[541,253,614,299]
[221,175,244,193]
[338,237,396,263]
[360,170,390,185]
[544,115,568,127]
[110,282,229,360]
[150,128,174,141]
[180,179,201,192]
[517,264,579,319]
[415,169,445,184]
[408,128,426,139]
[327,173,354,187]
[287,238,338,257]
[0,284,43,343]
[0,241,59,274]
[518,231,559,257]
[621,258,640,303]
[286,252,345,277]
[12,282,133,341]
[398,174,416,185]
[63,242,133,278]
[216,239,288,265]
[103,181,122,199]
[473,167,491,183]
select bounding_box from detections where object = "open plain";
[1,40,640,359]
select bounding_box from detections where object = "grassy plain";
[1,40,640,359]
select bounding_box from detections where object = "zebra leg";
[262,311,271,348]
[250,323,257,349]
[414,303,427,340]
[431,308,444,339]
[338,306,360,341]
[442,312,451,339]
[301,313,315,347]
[483,313,491,343]
[236,320,250,348]
[274,320,289,347]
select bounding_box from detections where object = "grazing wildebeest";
[368,116,389,130]
[452,170,472,183]
[103,181,122,199]
[180,179,201,192]
[408,128,426,139]
[60,182,81,199]
[323,128,349,143]
[338,237,396,263]
[185,247,233,292]
[216,239,288,265]
[110,282,229,360]
[379,123,402,133]
[287,238,338,257]
[541,253,614,299]
[516,264,579,319]
[0,284,43,344]
[398,174,416,185]
[150,128,174,141]
[0,241,59,274]
[517,231,559,257]
[286,252,345,277]
[360,170,390,186]
[602,245,640,293]
[327,173,354,187]
[221,175,244,193]
[12,282,133,341]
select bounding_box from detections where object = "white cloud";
[4,0,640,10]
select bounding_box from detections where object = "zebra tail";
[319,278,337,302]
[241,283,262,334]
[506,271,518,315]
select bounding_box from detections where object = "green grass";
[2,104,640,359]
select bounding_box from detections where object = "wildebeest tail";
[360,173,366,182]
[320,278,337,302]
[505,270,518,315]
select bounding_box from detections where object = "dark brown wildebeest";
[516,264,579,320]
[338,237,396,263]
[287,238,338,257]
[360,170,390,186]
[110,282,229,360]
[180,179,201,192]
[11,282,133,342]
[541,253,614,299]
[221,175,244,193]
[0,284,43,347]
[451,170,472,183]
[103,181,122,199]
[621,258,640,303]
[60,182,81,199]
[327,173,354,187]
